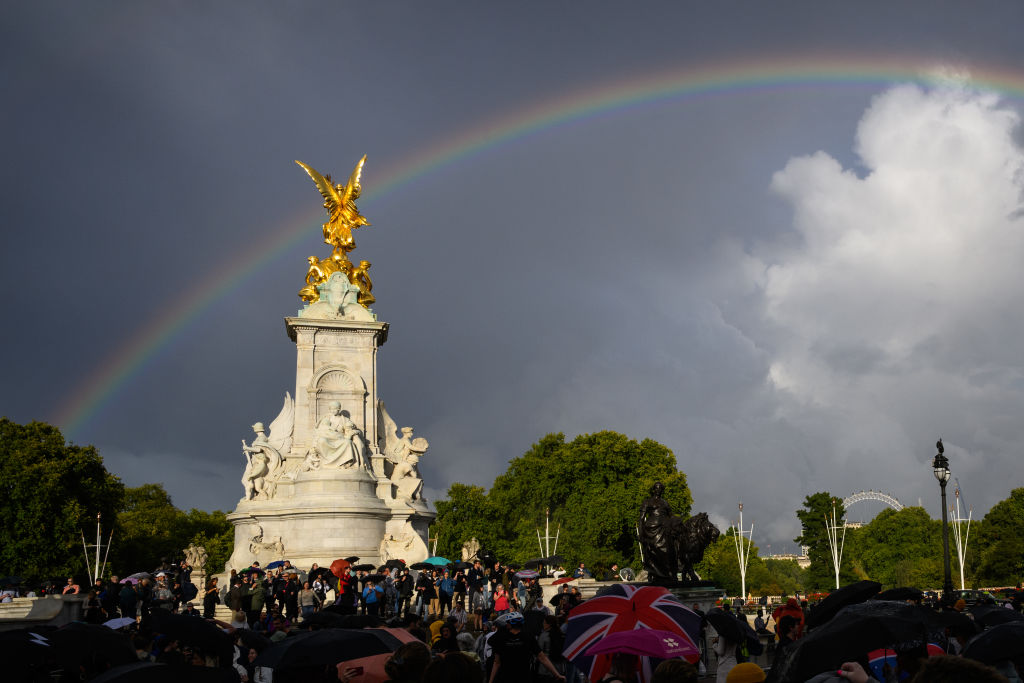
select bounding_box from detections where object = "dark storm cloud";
[4,1,1024,553]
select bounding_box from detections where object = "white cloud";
[748,79,1024,523]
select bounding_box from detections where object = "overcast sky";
[4,2,1024,555]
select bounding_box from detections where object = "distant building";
[763,553,811,569]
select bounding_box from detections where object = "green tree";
[0,418,125,582]
[695,529,770,596]
[854,507,943,589]
[976,488,1024,585]
[112,484,233,575]
[795,492,856,590]
[760,559,806,596]
[434,431,692,569]
[433,483,499,561]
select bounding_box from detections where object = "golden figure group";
[295,157,375,306]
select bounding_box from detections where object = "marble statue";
[241,393,293,500]
[248,524,285,559]
[461,537,481,562]
[310,401,368,469]
[299,272,375,321]
[380,521,430,564]
[183,543,208,572]
[378,401,428,502]
[637,481,720,582]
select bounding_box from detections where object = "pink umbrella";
[585,628,700,660]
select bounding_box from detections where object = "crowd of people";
[5,556,1024,683]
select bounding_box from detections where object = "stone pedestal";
[225,298,435,574]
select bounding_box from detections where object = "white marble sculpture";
[461,537,481,562]
[183,543,208,572]
[248,524,285,559]
[380,521,430,563]
[378,401,428,502]
[308,400,369,470]
[299,272,375,322]
[241,393,293,500]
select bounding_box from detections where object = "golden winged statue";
[295,156,376,305]
[296,156,370,250]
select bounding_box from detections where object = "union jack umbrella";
[564,584,702,682]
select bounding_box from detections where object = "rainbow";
[55,56,1024,438]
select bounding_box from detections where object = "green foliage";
[434,431,692,568]
[795,492,856,590]
[852,507,943,589]
[976,488,1024,585]
[111,484,233,575]
[0,418,125,582]
[761,559,806,595]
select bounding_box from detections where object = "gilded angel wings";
[295,157,370,250]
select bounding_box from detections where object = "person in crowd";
[181,601,201,617]
[85,589,105,623]
[764,615,799,683]
[450,598,469,631]
[363,579,383,617]
[248,576,266,626]
[121,581,140,620]
[603,564,621,581]
[380,640,432,683]
[597,652,639,682]
[422,652,484,683]
[432,621,460,654]
[753,609,767,633]
[536,614,566,681]
[488,611,565,683]
[652,659,699,683]
[437,569,456,617]
[573,562,591,579]
[416,569,437,617]
[454,568,468,607]
[62,577,80,594]
[299,580,320,621]
[713,620,739,683]
[203,577,220,619]
[470,583,487,631]
[492,583,510,615]
[269,614,291,642]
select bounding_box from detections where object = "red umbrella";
[551,576,576,586]
[330,558,351,578]
[564,584,701,682]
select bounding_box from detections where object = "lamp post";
[933,438,955,604]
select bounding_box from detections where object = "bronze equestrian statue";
[637,482,720,582]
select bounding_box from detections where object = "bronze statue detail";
[295,157,376,306]
[637,482,720,582]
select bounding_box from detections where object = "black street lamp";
[933,438,955,604]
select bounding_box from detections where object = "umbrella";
[315,610,384,628]
[585,628,700,660]
[544,554,565,565]
[265,560,286,569]
[334,627,420,682]
[330,558,351,577]
[969,604,1024,628]
[181,582,198,601]
[551,576,576,586]
[253,628,403,670]
[103,617,137,630]
[706,608,744,643]
[779,601,937,682]
[866,644,945,680]
[119,577,139,584]
[524,558,545,569]
[236,629,273,653]
[238,566,264,575]
[148,609,233,663]
[409,562,433,571]
[424,556,450,566]
[91,662,239,682]
[0,575,23,586]
[516,570,540,579]
[344,556,360,563]
[126,572,153,581]
[963,621,1024,664]
[565,584,702,682]
[47,622,137,668]
[806,580,882,630]
[384,559,406,570]
[873,587,924,602]
[352,563,376,572]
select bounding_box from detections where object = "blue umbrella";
[265,560,287,569]
[424,556,450,566]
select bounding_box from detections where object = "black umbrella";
[361,574,387,585]
[931,608,979,636]
[384,559,406,570]
[873,587,924,602]
[236,629,273,652]
[410,562,433,571]
[706,608,744,643]
[963,621,1024,664]
[0,575,23,586]
[543,554,565,565]
[253,628,403,670]
[181,582,198,601]
[91,662,239,682]
[969,604,1024,628]
[806,580,882,630]
[779,601,936,682]
[344,556,360,563]
[47,622,137,668]
[352,564,376,572]
[318,607,384,627]
[148,609,233,663]
[0,626,59,679]
[523,558,545,569]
